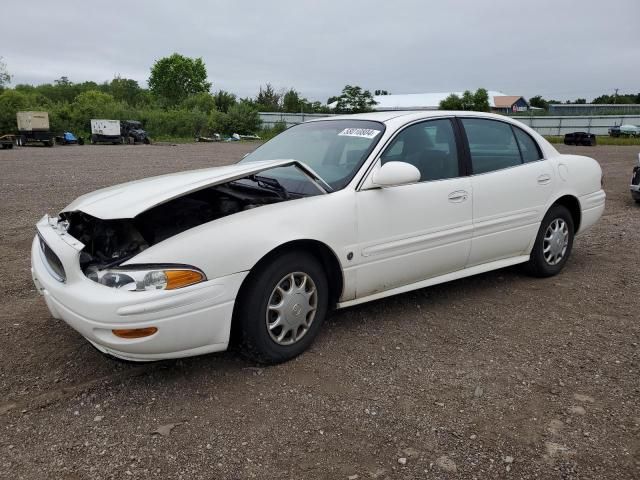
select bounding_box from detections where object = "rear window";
[513,126,543,163]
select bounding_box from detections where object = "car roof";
[309,110,516,125]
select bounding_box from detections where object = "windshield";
[240,120,385,191]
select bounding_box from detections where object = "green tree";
[529,95,548,109]
[148,53,211,107]
[0,90,31,132]
[0,57,10,90]
[439,88,490,111]
[282,88,304,113]
[110,77,144,105]
[460,90,475,110]
[213,90,237,113]
[255,83,281,111]
[181,92,217,114]
[439,93,463,110]
[227,102,261,134]
[472,88,490,112]
[334,85,376,113]
[71,90,122,131]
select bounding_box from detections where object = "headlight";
[86,266,205,291]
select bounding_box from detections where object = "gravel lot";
[0,143,638,479]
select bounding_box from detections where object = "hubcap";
[266,272,318,345]
[543,218,569,266]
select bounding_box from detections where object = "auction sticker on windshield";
[338,128,381,139]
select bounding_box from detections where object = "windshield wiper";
[238,175,289,199]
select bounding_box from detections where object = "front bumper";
[631,184,640,201]
[31,216,247,361]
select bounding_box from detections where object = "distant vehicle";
[631,153,640,203]
[17,111,55,147]
[564,132,596,146]
[90,119,151,144]
[0,134,15,149]
[121,120,151,144]
[31,111,606,364]
[55,132,85,146]
[609,124,640,137]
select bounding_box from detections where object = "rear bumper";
[31,217,247,361]
[578,189,606,235]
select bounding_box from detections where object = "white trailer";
[90,119,122,144]
[16,111,55,147]
[17,111,50,131]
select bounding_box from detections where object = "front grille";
[38,235,66,282]
[632,167,640,186]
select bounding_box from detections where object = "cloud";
[1,0,638,102]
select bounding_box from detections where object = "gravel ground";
[0,143,638,479]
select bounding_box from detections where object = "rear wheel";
[525,204,574,277]
[235,251,328,364]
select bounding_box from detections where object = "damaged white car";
[32,111,606,363]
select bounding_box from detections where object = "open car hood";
[62,159,329,220]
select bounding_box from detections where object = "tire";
[235,251,329,364]
[525,204,575,277]
[90,135,97,145]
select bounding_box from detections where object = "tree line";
[0,54,380,138]
[529,93,640,110]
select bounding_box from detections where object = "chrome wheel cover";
[266,272,318,346]
[543,218,569,266]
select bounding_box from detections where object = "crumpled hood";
[62,159,319,220]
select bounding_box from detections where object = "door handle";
[448,190,469,202]
[537,174,551,185]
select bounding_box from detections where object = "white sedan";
[31,111,605,363]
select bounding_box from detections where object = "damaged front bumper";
[31,215,247,361]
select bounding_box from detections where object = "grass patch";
[544,135,640,146]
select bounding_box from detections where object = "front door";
[354,118,473,298]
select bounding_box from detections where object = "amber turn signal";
[165,270,204,290]
[112,327,158,339]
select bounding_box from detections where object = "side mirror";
[371,161,421,187]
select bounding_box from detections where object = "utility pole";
[614,88,619,104]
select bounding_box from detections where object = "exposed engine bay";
[61,179,296,275]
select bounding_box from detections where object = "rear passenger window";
[461,118,521,174]
[513,126,543,163]
[380,119,460,182]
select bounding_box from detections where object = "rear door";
[459,117,554,266]
[354,118,473,297]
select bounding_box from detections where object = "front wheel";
[525,204,575,277]
[235,251,329,364]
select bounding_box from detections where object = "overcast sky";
[2,0,639,102]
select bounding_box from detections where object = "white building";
[370,91,529,112]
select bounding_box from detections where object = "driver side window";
[380,119,460,182]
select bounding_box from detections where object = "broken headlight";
[86,266,205,291]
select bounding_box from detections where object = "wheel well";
[553,195,581,232]
[230,240,344,343]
